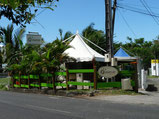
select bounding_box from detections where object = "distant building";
[26,32,43,45]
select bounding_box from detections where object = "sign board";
[98,66,118,78]
[151,59,159,63]
[27,33,42,45]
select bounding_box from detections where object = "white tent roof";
[64,34,105,62]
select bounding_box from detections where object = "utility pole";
[105,0,112,57]
[105,0,117,58]
[112,0,117,40]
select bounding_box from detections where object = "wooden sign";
[98,66,118,78]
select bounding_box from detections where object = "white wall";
[151,61,159,76]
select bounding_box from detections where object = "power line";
[142,0,159,24]
[33,18,46,29]
[118,9,137,38]
[140,0,159,26]
[36,9,47,17]
[117,3,157,15]
[117,5,159,18]
[118,3,159,10]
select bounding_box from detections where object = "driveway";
[90,90,159,105]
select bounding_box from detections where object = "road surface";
[0,91,158,119]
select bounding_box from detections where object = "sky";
[1,0,159,44]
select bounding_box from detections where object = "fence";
[11,69,136,90]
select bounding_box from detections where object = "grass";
[67,88,139,96]
[0,77,10,85]
[98,89,139,95]
[0,77,11,91]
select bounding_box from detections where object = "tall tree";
[0,24,25,64]
[121,37,153,69]
[82,23,106,54]
[57,29,73,41]
[0,0,59,26]
[151,40,159,60]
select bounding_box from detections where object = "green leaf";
[44,7,54,11]
[46,49,51,60]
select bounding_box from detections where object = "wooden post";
[9,72,14,88]
[93,65,97,90]
[93,58,97,90]
[11,76,14,88]
[52,72,56,93]
[19,72,21,88]
[28,74,30,89]
[131,60,138,93]
[39,74,41,90]
[66,69,69,90]
[134,60,138,93]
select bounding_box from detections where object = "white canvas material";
[64,34,105,62]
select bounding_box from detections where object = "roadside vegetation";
[67,88,139,96]
[98,89,139,95]
[0,23,158,92]
[0,77,10,90]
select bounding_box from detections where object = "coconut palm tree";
[82,23,106,54]
[40,39,72,73]
[0,24,25,65]
[8,39,72,74]
[57,29,73,41]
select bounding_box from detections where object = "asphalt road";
[0,91,159,119]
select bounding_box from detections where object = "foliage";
[0,84,8,90]
[82,23,106,55]
[0,24,25,64]
[0,52,2,70]
[121,37,154,69]
[7,39,72,75]
[57,28,73,41]
[0,77,10,90]
[0,0,59,26]
[2,23,159,74]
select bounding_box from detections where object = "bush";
[0,84,8,91]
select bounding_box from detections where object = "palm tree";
[57,29,73,41]
[8,39,72,74]
[82,23,106,54]
[0,24,25,64]
[40,39,72,73]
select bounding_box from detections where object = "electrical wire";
[33,18,46,29]
[140,0,159,26]
[117,5,159,18]
[118,9,137,38]
[118,3,159,10]
[117,3,156,15]
[143,0,159,24]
